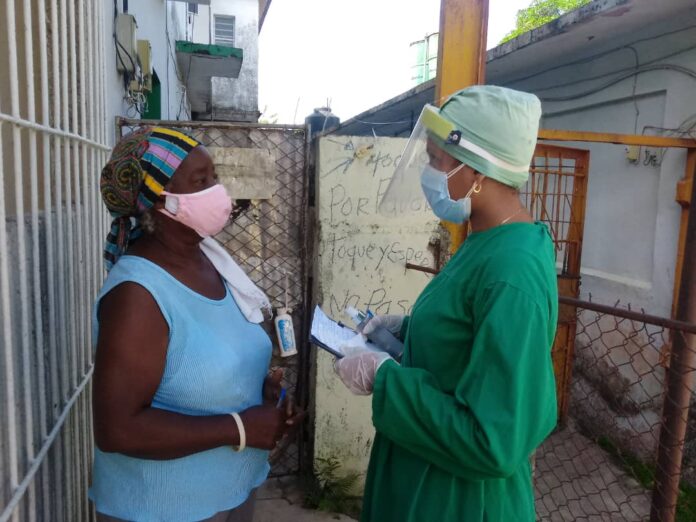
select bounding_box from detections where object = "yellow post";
[435,0,490,251]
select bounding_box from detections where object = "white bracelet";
[229,412,246,452]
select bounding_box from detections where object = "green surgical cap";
[438,85,541,189]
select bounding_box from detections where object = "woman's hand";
[263,368,284,405]
[239,404,289,450]
[244,374,307,450]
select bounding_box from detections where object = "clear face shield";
[378,104,463,218]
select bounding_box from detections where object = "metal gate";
[117,119,311,476]
[521,143,590,421]
[0,0,110,521]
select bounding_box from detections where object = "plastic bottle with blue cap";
[274,271,297,357]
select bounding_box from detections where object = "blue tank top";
[89,256,273,522]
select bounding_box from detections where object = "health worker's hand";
[334,348,393,396]
[361,314,405,339]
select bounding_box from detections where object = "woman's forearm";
[94,407,240,460]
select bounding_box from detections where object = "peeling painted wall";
[208,146,277,200]
[313,135,437,478]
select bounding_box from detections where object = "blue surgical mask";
[420,164,477,224]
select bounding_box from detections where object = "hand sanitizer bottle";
[275,308,297,357]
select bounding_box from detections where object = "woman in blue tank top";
[91,127,305,522]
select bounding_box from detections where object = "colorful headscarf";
[100,127,200,271]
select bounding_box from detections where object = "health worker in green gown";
[334,85,559,522]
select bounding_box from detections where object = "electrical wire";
[164,4,189,120]
[506,24,696,87]
[177,54,193,120]
[113,0,144,116]
[633,111,696,167]
[539,64,696,102]
[352,119,413,125]
[526,43,696,94]
[626,45,640,134]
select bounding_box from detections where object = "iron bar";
[651,157,696,522]
[0,368,94,522]
[405,262,696,334]
[6,0,37,517]
[117,116,306,132]
[0,113,110,151]
[405,262,440,275]
[538,129,696,149]
[559,296,696,334]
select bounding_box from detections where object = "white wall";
[495,21,696,316]
[313,136,438,479]
[104,0,190,145]
[191,0,259,116]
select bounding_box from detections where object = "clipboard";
[309,305,387,359]
[309,334,345,359]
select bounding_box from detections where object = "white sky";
[258,0,533,124]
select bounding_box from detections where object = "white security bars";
[0,0,108,521]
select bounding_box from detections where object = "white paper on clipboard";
[310,306,381,357]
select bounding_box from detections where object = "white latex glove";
[334,341,393,396]
[362,314,405,338]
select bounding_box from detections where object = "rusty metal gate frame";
[116,118,313,476]
[523,143,590,422]
[534,131,696,522]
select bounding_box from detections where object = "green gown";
[362,222,558,522]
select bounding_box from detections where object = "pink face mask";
[158,184,232,238]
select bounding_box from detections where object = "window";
[214,15,235,46]
[188,3,198,14]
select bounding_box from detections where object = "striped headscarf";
[100,127,200,271]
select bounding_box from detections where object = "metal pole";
[405,262,440,276]
[435,0,489,253]
[6,0,38,516]
[651,157,696,522]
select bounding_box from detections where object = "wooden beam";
[435,0,489,252]
[539,129,696,149]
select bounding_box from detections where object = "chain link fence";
[535,296,696,521]
[117,119,311,477]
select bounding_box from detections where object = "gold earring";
[473,183,482,194]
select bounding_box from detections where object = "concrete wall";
[489,19,696,476]
[192,0,259,118]
[104,0,190,145]
[494,22,696,317]
[313,136,438,479]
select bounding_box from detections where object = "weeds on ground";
[303,457,361,518]
[598,437,696,522]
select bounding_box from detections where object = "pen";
[276,388,287,409]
